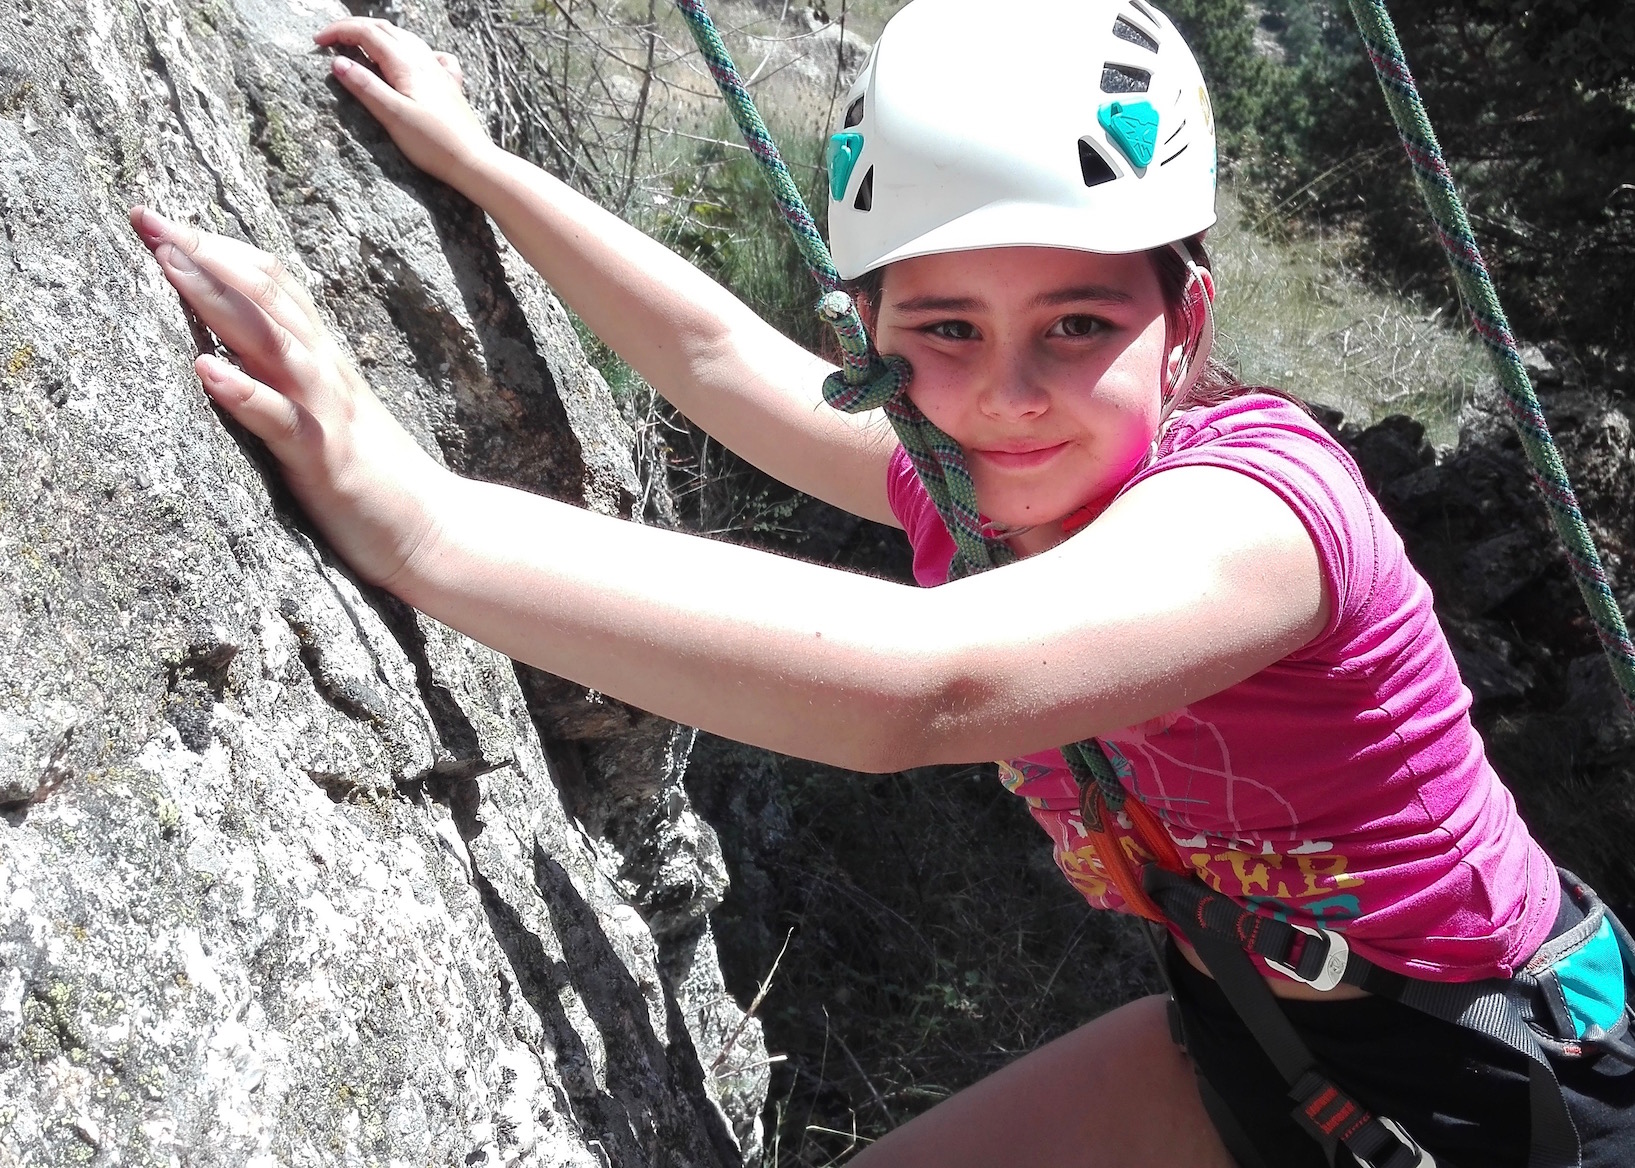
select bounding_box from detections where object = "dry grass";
[1209,186,1490,446]
[687,744,1161,1168]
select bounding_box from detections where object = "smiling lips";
[971,441,1070,470]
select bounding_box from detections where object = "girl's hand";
[314,18,492,185]
[131,206,454,589]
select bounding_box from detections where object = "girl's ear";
[1164,322,1189,391]
[1194,265,1216,308]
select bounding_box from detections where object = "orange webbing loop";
[1078,784,1188,923]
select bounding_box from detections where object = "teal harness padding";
[1346,0,1635,719]
[1554,919,1627,1037]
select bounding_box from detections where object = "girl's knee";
[849,995,1230,1168]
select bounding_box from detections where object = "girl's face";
[871,246,1174,556]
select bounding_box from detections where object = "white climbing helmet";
[825,0,1218,280]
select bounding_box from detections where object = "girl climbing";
[130,0,1635,1163]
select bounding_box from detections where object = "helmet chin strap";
[1153,240,1217,442]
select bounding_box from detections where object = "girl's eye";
[926,320,976,341]
[1051,315,1104,339]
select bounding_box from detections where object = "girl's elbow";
[853,663,989,774]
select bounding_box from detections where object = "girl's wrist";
[443,138,515,205]
[377,463,469,600]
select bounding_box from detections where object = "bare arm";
[391,462,1328,771]
[315,18,900,526]
[130,212,1325,776]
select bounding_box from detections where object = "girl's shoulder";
[1132,389,1392,653]
[1134,389,1373,530]
[1156,390,1346,462]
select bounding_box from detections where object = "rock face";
[0,0,766,1162]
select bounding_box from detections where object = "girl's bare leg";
[848,994,1236,1168]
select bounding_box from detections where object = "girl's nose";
[977,346,1050,421]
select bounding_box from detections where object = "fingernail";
[198,355,230,385]
[332,57,354,74]
[133,207,169,245]
[160,242,198,275]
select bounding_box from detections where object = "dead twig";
[826,1006,896,1128]
[710,928,794,1074]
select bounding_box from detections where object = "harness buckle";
[1265,923,1350,992]
[1363,1117,1437,1168]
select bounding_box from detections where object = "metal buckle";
[1265,922,1350,992]
[1363,1117,1437,1168]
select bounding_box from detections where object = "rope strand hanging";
[1347,0,1635,718]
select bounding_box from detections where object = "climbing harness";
[1144,863,1635,1168]
[671,0,1635,1162]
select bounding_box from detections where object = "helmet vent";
[1101,64,1151,94]
[1159,143,1188,167]
[1078,139,1118,188]
[1112,16,1158,53]
[853,166,875,211]
[844,95,865,129]
[1127,0,1161,27]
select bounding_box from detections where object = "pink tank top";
[887,393,1558,981]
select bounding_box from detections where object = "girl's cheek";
[903,368,969,427]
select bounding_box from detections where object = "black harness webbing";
[1144,865,1582,1168]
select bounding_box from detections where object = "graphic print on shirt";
[999,709,1368,925]
[1106,718,1368,925]
[1111,708,1298,840]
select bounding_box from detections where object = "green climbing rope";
[1348,0,1635,719]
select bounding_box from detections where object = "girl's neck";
[1003,497,1110,557]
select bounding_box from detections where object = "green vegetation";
[1160,0,1280,156]
[592,119,843,541]
[1238,0,1635,354]
[650,123,835,360]
[1209,189,1487,445]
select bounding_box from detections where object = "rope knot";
[817,290,855,323]
[821,353,911,414]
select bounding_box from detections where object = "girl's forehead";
[881,246,1157,303]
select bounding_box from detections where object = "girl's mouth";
[971,441,1069,470]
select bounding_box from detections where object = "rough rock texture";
[0,0,767,1162]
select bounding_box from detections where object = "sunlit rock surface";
[0,0,766,1160]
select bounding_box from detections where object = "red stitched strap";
[1289,1071,1425,1168]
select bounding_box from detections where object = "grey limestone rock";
[0,0,765,1161]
